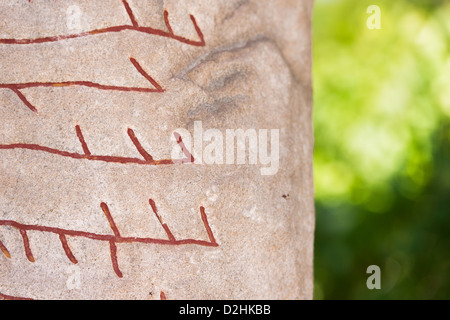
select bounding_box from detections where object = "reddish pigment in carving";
[0,201,218,277]
[59,234,78,264]
[129,58,164,93]
[164,10,174,35]
[0,1,205,47]
[1,57,163,112]
[149,199,176,242]
[127,128,154,162]
[0,292,34,300]
[10,88,37,113]
[122,0,139,28]
[1,3,205,113]
[0,126,194,166]
[0,239,11,259]
[2,59,162,92]
[19,229,35,262]
[160,291,167,300]
[101,202,122,238]
[109,240,123,278]
[75,125,91,156]
[200,206,218,245]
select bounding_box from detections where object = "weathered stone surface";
[0,0,314,300]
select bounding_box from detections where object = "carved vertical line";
[200,206,217,245]
[59,234,78,264]
[127,128,154,163]
[189,14,205,46]
[0,239,11,259]
[10,88,38,112]
[19,229,35,262]
[101,202,121,238]
[75,125,91,156]
[109,241,123,278]
[163,10,174,34]
[149,199,176,242]
[122,0,139,27]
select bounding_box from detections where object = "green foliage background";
[313,0,450,299]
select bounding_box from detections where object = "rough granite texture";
[0,0,314,300]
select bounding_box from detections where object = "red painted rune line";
[0,239,11,259]
[0,125,195,166]
[59,233,78,264]
[10,88,38,112]
[1,57,163,113]
[0,1,206,112]
[150,199,176,242]
[0,292,34,300]
[0,200,218,278]
[19,229,35,262]
[0,290,167,300]
[0,1,205,47]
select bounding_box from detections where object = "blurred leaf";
[314,0,450,299]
